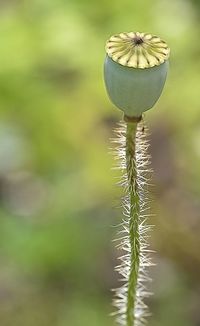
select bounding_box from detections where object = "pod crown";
[106,32,170,69]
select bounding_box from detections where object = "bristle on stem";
[112,118,153,326]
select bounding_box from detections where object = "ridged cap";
[105,32,170,69]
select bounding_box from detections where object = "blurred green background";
[0,0,200,325]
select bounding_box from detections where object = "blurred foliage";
[0,0,200,325]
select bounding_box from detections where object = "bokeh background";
[0,0,200,325]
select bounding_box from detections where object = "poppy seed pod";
[104,32,170,118]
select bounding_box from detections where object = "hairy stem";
[113,119,151,326]
[126,121,140,326]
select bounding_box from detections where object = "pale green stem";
[125,121,140,326]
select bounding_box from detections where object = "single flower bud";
[104,32,170,118]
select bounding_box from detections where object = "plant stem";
[125,121,140,326]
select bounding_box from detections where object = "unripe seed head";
[104,32,170,117]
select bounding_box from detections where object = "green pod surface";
[104,32,170,118]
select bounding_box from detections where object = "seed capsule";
[104,32,170,118]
